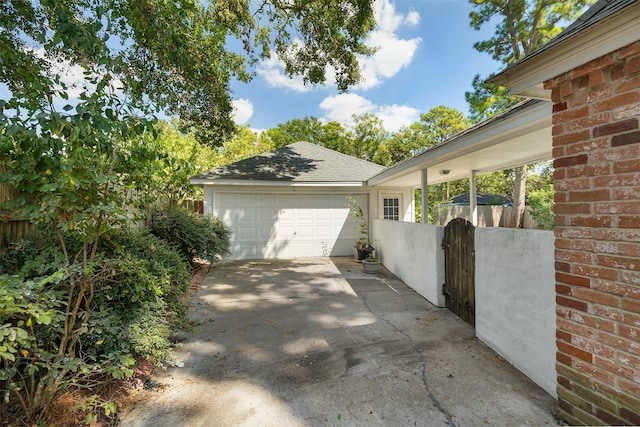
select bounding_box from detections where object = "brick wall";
[545,40,640,425]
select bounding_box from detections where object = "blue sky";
[230,0,503,133]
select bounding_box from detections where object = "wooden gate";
[442,218,476,327]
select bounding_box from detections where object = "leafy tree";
[348,113,389,163]
[215,126,275,165]
[466,0,595,227]
[264,116,326,148]
[0,1,377,421]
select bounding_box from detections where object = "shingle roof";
[502,0,635,69]
[191,141,386,183]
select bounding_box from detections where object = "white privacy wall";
[475,228,557,397]
[371,219,445,307]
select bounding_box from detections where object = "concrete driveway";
[119,257,558,427]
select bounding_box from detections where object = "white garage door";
[214,193,367,260]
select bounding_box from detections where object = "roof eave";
[490,3,640,97]
[189,179,368,187]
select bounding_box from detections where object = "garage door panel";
[217,192,368,260]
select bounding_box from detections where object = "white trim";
[379,193,403,221]
[191,179,366,187]
[490,4,640,97]
[367,100,551,186]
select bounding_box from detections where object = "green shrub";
[150,207,231,266]
[0,226,192,424]
[528,184,555,230]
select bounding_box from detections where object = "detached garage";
[190,142,386,260]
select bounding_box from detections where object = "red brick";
[553,130,592,147]
[550,87,561,102]
[555,226,593,239]
[554,177,591,191]
[614,159,640,173]
[557,352,573,367]
[572,335,616,359]
[557,329,572,342]
[620,243,640,257]
[554,202,592,214]
[619,215,640,228]
[591,305,624,322]
[595,281,640,299]
[591,144,640,163]
[554,153,589,168]
[557,295,589,312]
[553,101,568,113]
[593,227,640,242]
[597,254,640,271]
[595,200,640,214]
[611,130,640,147]
[569,189,610,202]
[626,55,640,75]
[596,408,627,426]
[555,238,572,250]
[593,118,639,137]
[553,168,566,180]
[557,396,574,414]
[611,64,626,80]
[620,407,640,426]
[622,297,640,313]
[556,283,573,296]
[593,91,640,113]
[567,112,611,132]
[574,287,620,307]
[558,340,593,362]
[552,145,565,157]
[571,310,617,333]
[586,86,614,103]
[553,105,590,124]
[594,356,638,382]
[616,74,640,92]
[555,250,592,264]
[556,272,591,287]
[577,76,589,92]
[573,240,619,254]
[572,359,617,386]
[558,317,594,338]
[566,163,609,177]
[573,264,618,280]
[571,53,615,79]
[623,310,640,328]
[599,332,640,356]
[619,41,640,59]
[557,375,572,389]
[556,261,571,272]
[559,80,573,98]
[621,270,640,285]
[604,171,640,188]
[589,70,605,88]
[618,377,640,396]
[619,324,640,340]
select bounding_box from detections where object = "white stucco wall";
[475,227,556,397]
[371,219,445,307]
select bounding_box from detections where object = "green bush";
[0,226,192,424]
[528,184,555,230]
[150,207,231,266]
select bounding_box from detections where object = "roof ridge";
[286,141,386,170]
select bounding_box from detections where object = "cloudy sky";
[231,0,502,133]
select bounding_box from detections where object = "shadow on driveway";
[118,257,558,427]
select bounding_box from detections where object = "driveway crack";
[359,292,457,427]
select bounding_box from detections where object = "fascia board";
[189,179,366,187]
[367,101,551,186]
[491,7,640,96]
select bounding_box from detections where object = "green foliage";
[150,207,231,267]
[214,126,275,166]
[466,0,595,122]
[528,184,555,230]
[347,196,369,248]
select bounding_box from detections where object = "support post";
[470,170,478,226]
[421,169,428,224]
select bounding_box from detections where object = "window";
[383,197,400,221]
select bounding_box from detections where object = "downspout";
[470,170,478,226]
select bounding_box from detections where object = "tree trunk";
[511,165,528,228]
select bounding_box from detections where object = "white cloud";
[319,93,419,133]
[356,0,422,90]
[255,0,421,92]
[232,98,254,123]
[405,10,420,27]
[257,56,312,93]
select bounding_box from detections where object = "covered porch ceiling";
[368,99,552,188]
